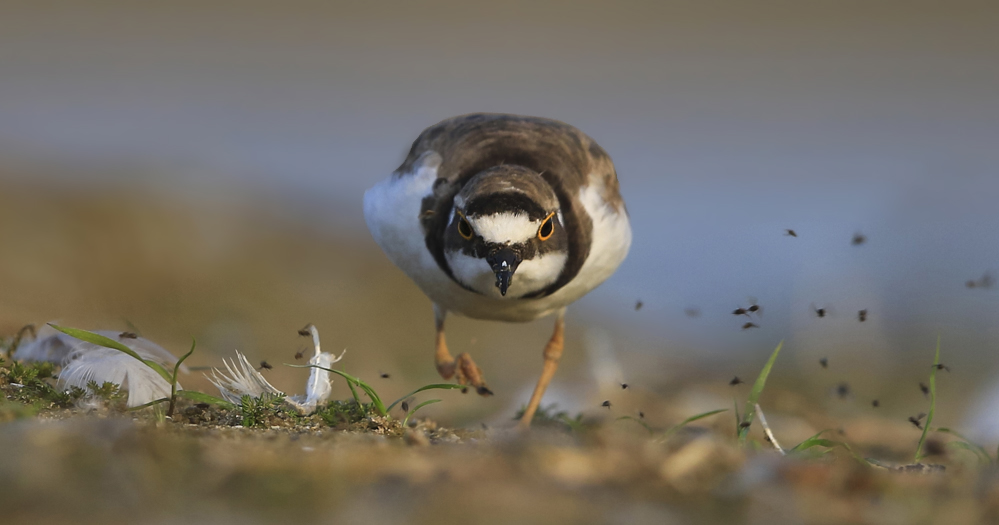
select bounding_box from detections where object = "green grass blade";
[338,372,386,416]
[788,437,870,466]
[791,430,827,451]
[935,427,992,463]
[739,341,784,443]
[129,397,170,411]
[662,409,728,439]
[173,339,195,382]
[788,429,870,466]
[345,375,362,406]
[838,443,870,466]
[167,339,196,416]
[402,399,441,427]
[616,416,654,435]
[792,438,840,452]
[387,383,466,412]
[790,430,832,452]
[49,324,173,382]
[286,364,387,416]
[559,414,586,433]
[914,337,940,462]
[947,441,991,465]
[177,390,235,409]
[733,399,741,437]
[49,323,136,356]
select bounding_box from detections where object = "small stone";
[404,429,430,447]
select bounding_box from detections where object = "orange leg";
[434,306,457,379]
[518,308,566,429]
[433,305,492,396]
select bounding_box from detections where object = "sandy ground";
[0,401,995,525]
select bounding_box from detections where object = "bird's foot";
[455,352,493,396]
[436,356,457,380]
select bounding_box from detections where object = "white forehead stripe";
[467,212,541,244]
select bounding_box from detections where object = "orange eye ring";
[456,211,474,240]
[537,212,556,241]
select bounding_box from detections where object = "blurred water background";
[1,1,997,432]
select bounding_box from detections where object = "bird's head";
[444,165,568,298]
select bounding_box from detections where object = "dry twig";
[755,403,785,455]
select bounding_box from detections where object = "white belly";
[363,163,631,323]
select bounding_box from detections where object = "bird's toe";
[455,352,492,396]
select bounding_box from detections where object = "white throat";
[445,251,567,299]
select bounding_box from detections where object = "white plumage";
[464,211,541,244]
[445,250,568,299]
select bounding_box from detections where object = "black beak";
[486,248,521,296]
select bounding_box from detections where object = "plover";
[363,113,631,427]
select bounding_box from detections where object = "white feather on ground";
[59,347,176,407]
[14,324,188,408]
[11,324,73,363]
[208,350,284,404]
[15,325,188,372]
[291,324,344,412]
[207,324,342,414]
[292,351,336,411]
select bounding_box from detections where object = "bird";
[363,113,631,428]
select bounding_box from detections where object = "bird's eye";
[538,212,556,241]
[457,214,474,240]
